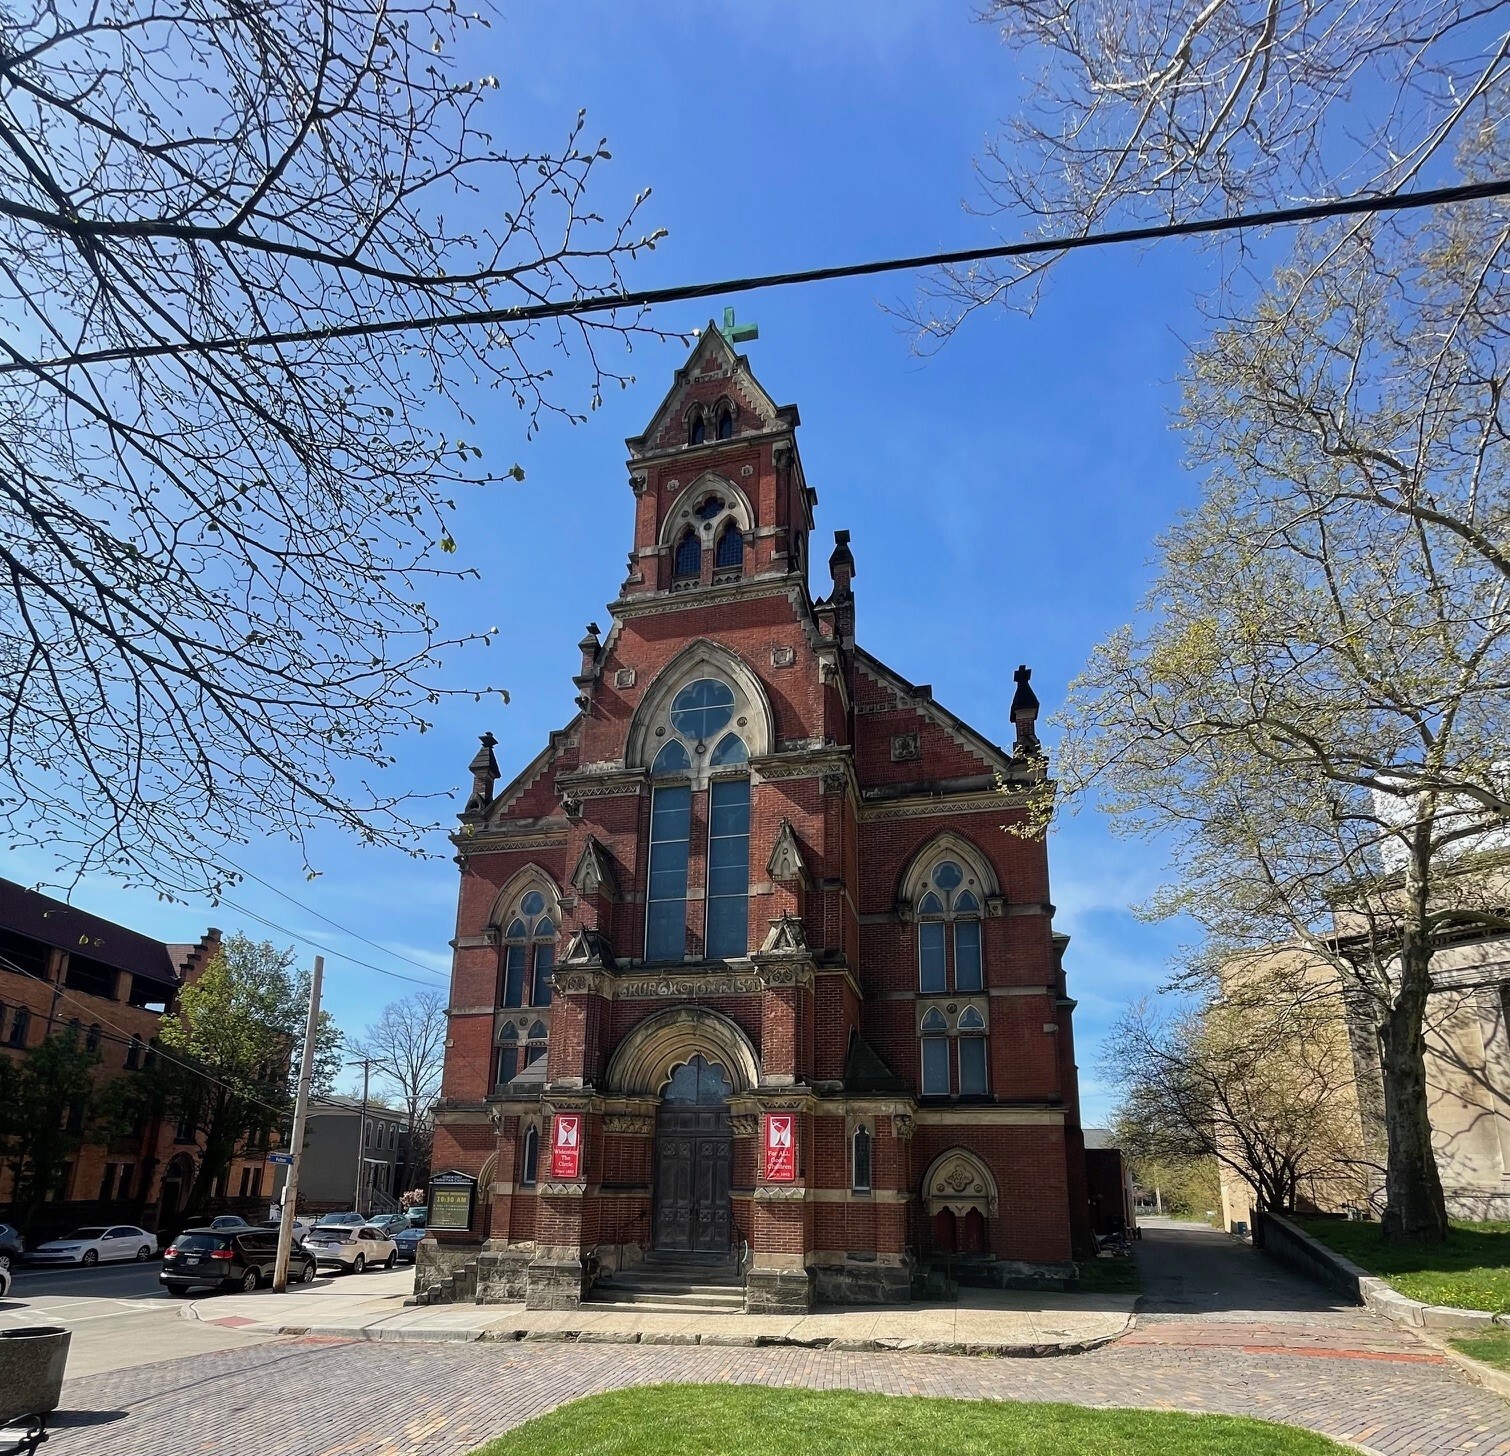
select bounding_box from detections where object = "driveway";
[32,1220,1510,1456]
[1127,1215,1431,1356]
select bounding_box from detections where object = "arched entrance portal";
[653,1055,732,1254]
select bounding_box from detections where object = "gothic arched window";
[499,886,558,1009]
[917,859,983,994]
[851,1125,873,1192]
[643,675,752,963]
[715,521,743,573]
[521,1125,538,1186]
[688,409,706,446]
[674,528,702,579]
[715,405,733,440]
[496,1024,519,1087]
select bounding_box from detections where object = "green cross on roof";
[719,307,758,344]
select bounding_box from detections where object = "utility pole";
[273,955,323,1293]
[348,1056,372,1213]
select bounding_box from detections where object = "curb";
[1263,1214,1506,1333]
[1414,1331,1510,1404]
[226,1316,1132,1358]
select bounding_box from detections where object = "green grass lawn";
[1297,1217,1510,1313]
[1073,1253,1142,1295]
[467,1385,1349,1456]
[1450,1329,1510,1371]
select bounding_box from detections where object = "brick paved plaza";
[36,1224,1510,1456]
[41,1329,1510,1456]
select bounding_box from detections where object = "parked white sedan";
[302,1223,396,1274]
[28,1225,158,1266]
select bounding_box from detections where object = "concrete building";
[428,328,1093,1312]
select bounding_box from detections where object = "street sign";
[266,1152,295,1165]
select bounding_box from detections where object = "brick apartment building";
[0,877,271,1242]
[429,328,1093,1311]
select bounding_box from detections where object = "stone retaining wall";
[1259,1211,1504,1332]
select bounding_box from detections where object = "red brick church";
[428,326,1094,1311]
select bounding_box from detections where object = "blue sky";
[11,1,1213,1119]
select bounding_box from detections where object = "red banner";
[551,1113,581,1179]
[763,1113,796,1182]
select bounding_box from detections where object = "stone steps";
[588,1255,745,1313]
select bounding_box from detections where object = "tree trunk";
[1377,972,1448,1244]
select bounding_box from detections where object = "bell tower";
[621,320,814,598]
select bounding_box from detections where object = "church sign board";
[763,1113,796,1182]
[551,1114,581,1179]
[428,1171,477,1232]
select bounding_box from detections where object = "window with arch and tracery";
[715,404,733,440]
[663,484,750,590]
[643,673,753,964]
[498,888,557,1009]
[688,408,706,446]
[917,1002,990,1099]
[915,859,984,995]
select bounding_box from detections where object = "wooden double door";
[652,1055,732,1254]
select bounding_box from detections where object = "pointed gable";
[627,324,785,456]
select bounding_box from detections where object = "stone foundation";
[476,1247,532,1303]
[744,1266,813,1314]
[413,1237,482,1298]
[526,1257,590,1310]
[950,1256,1077,1292]
[813,1255,912,1305]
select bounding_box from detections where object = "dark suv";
[159,1227,317,1297]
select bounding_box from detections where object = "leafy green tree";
[1049,204,1510,1237]
[931,3,1510,1246]
[154,933,340,1214]
[0,1032,106,1230]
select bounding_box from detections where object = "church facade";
[428,328,1093,1311]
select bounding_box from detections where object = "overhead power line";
[8,176,1510,374]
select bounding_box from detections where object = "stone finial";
[766,820,810,886]
[570,836,619,901]
[578,622,602,675]
[828,529,856,598]
[462,732,499,817]
[1010,664,1040,752]
[560,927,618,971]
[760,913,809,954]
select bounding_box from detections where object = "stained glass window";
[674,529,701,577]
[653,738,691,775]
[670,678,735,739]
[959,1037,988,1096]
[706,777,750,958]
[715,522,743,569]
[852,1126,872,1192]
[709,733,747,767]
[646,783,691,961]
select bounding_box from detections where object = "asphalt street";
[1,1256,278,1376]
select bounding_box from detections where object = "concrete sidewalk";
[182,1267,1134,1355]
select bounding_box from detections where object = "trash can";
[0,1327,71,1424]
